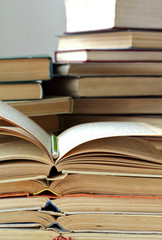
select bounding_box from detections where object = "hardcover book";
[55,49,162,63]
[72,97,162,115]
[0,56,52,82]
[44,76,162,97]
[64,0,162,32]
[53,62,162,76]
[57,31,162,51]
[0,82,43,100]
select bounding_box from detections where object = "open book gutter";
[1,101,162,197]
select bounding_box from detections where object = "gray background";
[0,0,66,60]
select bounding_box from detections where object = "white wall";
[0,0,66,61]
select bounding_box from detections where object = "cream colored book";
[1,210,162,232]
[1,195,162,234]
[3,173,162,197]
[1,101,162,184]
[2,195,162,214]
[64,0,162,32]
[58,31,162,51]
[0,82,43,100]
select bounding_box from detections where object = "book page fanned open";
[0,101,162,186]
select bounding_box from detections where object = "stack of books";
[37,0,162,238]
[0,56,73,132]
[0,56,52,101]
[2,0,162,239]
[1,101,162,239]
[42,0,162,131]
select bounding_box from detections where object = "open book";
[2,210,162,232]
[1,101,162,183]
[1,230,162,240]
[2,195,162,214]
[1,196,162,232]
[1,195,162,233]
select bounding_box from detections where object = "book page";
[0,126,38,143]
[0,210,56,228]
[57,122,162,160]
[0,101,51,156]
[0,135,52,165]
[59,136,162,163]
[0,126,52,159]
[0,197,48,212]
[0,228,57,239]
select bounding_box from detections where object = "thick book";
[57,30,162,51]
[1,195,162,214]
[2,173,162,197]
[53,62,162,76]
[64,0,162,32]
[1,210,162,232]
[44,76,162,97]
[0,101,162,184]
[0,82,43,100]
[55,49,162,63]
[0,56,52,82]
[73,97,162,115]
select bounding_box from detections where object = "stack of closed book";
[42,0,162,132]
[0,56,52,101]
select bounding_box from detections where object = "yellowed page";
[0,126,52,159]
[0,197,48,212]
[64,232,162,240]
[0,228,57,240]
[0,210,55,228]
[60,136,162,163]
[0,101,51,158]
[57,213,162,232]
[0,126,39,144]
[1,229,162,240]
[0,136,51,164]
[57,122,162,160]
